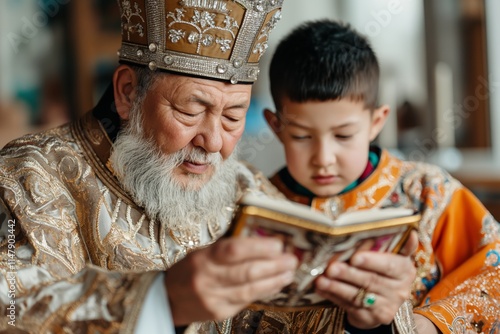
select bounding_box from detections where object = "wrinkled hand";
[165,237,298,326]
[315,231,418,329]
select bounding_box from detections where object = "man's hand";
[315,230,418,329]
[165,237,298,326]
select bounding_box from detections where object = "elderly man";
[0,0,418,333]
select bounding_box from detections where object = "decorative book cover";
[227,193,421,311]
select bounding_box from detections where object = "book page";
[240,193,332,225]
[334,207,414,226]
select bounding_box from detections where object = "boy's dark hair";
[269,20,380,111]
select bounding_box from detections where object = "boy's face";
[265,98,388,197]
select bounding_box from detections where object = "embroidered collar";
[71,87,139,209]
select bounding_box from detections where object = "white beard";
[109,103,239,232]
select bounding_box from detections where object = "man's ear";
[113,65,139,121]
[263,108,283,141]
[369,104,390,141]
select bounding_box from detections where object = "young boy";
[262,20,500,333]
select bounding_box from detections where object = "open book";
[227,193,421,311]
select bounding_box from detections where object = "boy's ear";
[113,65,139,121]
[264,108,283,141]
[369,104,390,141]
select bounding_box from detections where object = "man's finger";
[211,237,286,263]
[223,270,296,306]
[214,255,298,284]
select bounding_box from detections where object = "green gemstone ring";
[362,293,377,308]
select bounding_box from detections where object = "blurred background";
[0,0,499,218]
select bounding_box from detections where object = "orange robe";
[269,149,500,333]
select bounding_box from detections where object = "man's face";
[139,73,251,188]
[272,98,384,197]
[110,72,248,228]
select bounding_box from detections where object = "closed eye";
[224,115,240,122]
[336,134,353,140]
[291,135,311,140]
[180,111,200,117]
[222,115,244,131]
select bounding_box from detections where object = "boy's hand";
[315,231,418,329]
[164,236,298,326]
[414,314,442,333]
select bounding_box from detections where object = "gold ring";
[353,287,367,305]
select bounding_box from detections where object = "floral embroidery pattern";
[250,0,279,12]
[166,7,239,54]
[486,249,500,267]
[252,10,281,56]
[481,213,500,247]
[121,0,146,41]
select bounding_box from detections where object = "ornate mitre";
[117,0,285,83]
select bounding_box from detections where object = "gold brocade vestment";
[0,112,279,333]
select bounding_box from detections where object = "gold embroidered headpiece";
[117,0,285,84]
